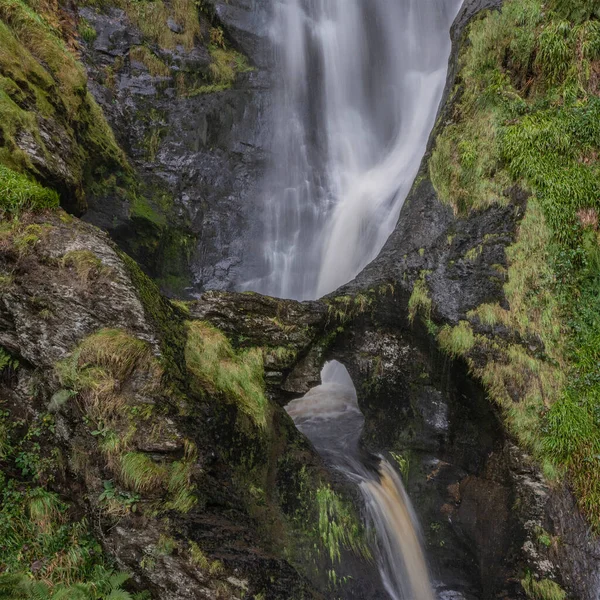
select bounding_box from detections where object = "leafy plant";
[98,480,140,514]
[0,566,141,599]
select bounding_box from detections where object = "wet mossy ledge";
[0,194,376,597]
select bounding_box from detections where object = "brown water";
[286,362,434,600]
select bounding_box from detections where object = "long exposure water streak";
[247,0,463,596]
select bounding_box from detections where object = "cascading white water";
[245,0,462,300]
[245,0,463,596]
[286,363,434,600]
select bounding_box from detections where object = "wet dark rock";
[183,0,600,597]
[204,0,272,68]
[78,1,272,294]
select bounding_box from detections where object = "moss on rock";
[430,0,600,530]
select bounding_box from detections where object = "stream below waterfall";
[244,0,464,596]
[286,362,435,600]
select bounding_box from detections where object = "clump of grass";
[437,321,475,358]
[156,534,176,556]
[55,329,159,443]
[389,452,410,482]
[78,17,97,43]
[60,250,111,284]
[408,273,432,324]
[467,303,505,327]
[76,329,153,382]
[124,0,200,51]
[164,442,197,513]
[185,321,269,429]
[119,452,167,493]
[550,0,600,23]
[188,541,225,576]
[130,45,170,77]
[316,485,371,564]
[0,165,59,216]
[521,573,566,600]
[28,488,62,534]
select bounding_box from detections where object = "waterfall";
[244,0,462,300]
[286,365,434,600]
[245,0,463,596]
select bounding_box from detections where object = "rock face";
[78,0,273,294]
[0,211,386,599]
[3,0,600,599]
[184,0,600,597]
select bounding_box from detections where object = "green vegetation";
[0,566,143,599]
[56,328,197,512]
[389,452,410,482]
[129,45,169,77]
[188,541,224,576]
[0,347,18,373]
[316,485,371,564]
[120,0,201,51]
[117,251,188,385]
[325,286,394,324]
[0,406,147,597]
[185,321,270,429]
[0,0,129,210]
[280,463,371,587]
[550,0,600,23]
[437,321,475,358]
[61,250,113,284]
[119,452,166,493]
[522,573,566,600]
[429,0,600,528]
[0,165,59,215]
[78,17,97,43]
[207,27,252,86]
[408,272,432,324]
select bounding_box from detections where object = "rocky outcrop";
[0,210,384,599]
[186,0,600,597]
[77,0,272,294]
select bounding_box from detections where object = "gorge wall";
[1,0,600,598]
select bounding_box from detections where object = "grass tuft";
[408,273,432,324]
[130,45,170,77]
[119,452,167,493]
[522,573,566,600]
[76,329,153,382]
[437,321,475,358]
[185,321,269,429]
[60,250,111,284]
[0,165,59,216]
